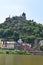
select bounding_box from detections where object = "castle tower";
[22,12,26,20]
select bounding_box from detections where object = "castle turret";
[22,12,26,20]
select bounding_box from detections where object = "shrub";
[40,45,43,51]
[6,51,9,54]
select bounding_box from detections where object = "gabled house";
[5,41,16,49]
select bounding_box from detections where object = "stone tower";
[22,12,26,20]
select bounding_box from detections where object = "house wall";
[0,44,3,48]
[0,39,3,48]
[6,44,14,49]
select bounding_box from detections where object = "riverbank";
[0,50,31,55]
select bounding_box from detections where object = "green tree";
[13,31,19,41]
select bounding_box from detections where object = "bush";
[40,45,43,51]
[6,51,9,54]
[14,50,31,55]
[0,50,31,55]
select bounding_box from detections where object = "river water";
[0,54,43,65]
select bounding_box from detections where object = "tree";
[0,28,4,38]
[3,27,13,38]
[13,31,19,41]
[40,45,43,51]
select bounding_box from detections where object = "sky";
[0,0,43,24]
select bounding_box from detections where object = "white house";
[17,38,23,44]
[39,40,43,46]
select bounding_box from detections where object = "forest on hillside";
[0,13,43,46]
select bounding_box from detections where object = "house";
[0,39,3,48]
[0,39,33,51]
[17,38,23,44]
[4,41,16,49]
[0,40,16,49]
[39,40,43,46]
[21,44,33,51]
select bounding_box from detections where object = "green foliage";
[3,27,13,38]
[0,50,31,55]
[0,16,43,44]
[13,31,19,41]
[40,45,43,51]
[0,28,4,38]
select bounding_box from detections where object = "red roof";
[21,45,33,51]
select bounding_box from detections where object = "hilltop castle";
[6,12,26,21]
[12,12,26,20]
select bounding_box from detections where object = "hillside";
[0,13,43,45]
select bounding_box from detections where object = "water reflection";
[0,54,43,65]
